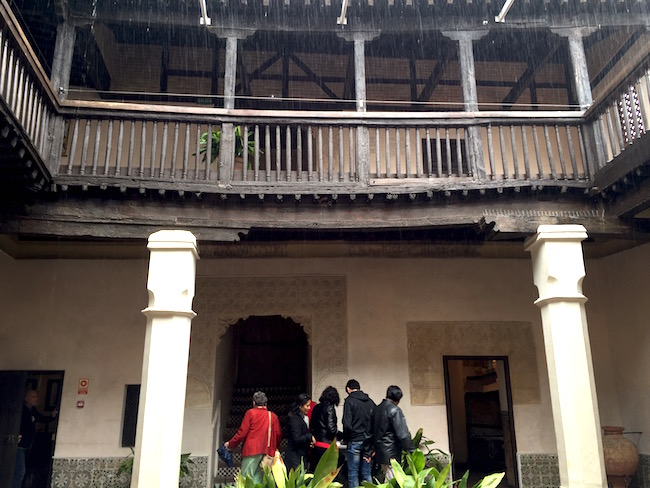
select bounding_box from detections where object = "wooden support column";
[46,19,76,175]
[338,31,378,185]
[525,225,607,488]
[552,27,604,176]
[133,230,198,488]
[209,28,254,182]
[443,30,486,179]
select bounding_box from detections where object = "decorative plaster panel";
[189,276,347,401]
[406,321,540,405]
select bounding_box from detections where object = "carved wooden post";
[338,31,379,185]
[552,27,604,177]
[525,225,607,488]
[132,230,198,488]
[46,18,76,174]
[210,29,254,183]
[443,31,486,179]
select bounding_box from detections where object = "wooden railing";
[53,103,588,194]
[587,60,650,170]
[0,1,57,160]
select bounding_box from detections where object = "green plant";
[230,441,342,488]
[198,125,255,163]
[117,448,195,481]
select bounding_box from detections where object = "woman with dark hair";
[309,386,341,469]
[284,393,316,471]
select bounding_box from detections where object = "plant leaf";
[412,450,426,473]
[312,441,339,487]
[471,472,505,488]
[412,429,423,449]
[390,459,408,488]
[457,470,469,488]
[312,467,342,488]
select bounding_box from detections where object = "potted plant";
[198,126,256,169]
[117,449,195,484]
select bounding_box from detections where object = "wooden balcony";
[1,0,650,243]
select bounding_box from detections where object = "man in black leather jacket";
[372,385,415,480]
[343,379,375,487]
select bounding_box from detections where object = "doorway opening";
[443,357,517,488]
[212,315,310,486]
[0,370,64,488]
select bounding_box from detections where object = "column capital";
[550,27,598,39]
[441,30,488,42]
[208,27,256,40]
[336,30,381,43]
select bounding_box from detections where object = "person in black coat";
[284,393,315,471]
[372,385,415,481]
[309,386,341,469]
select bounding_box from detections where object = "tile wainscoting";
[51,456,208,488]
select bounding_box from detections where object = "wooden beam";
[282,49,290,99]
[237,42,251,96]
[343,53,355,100]
[417,46,452,102]
[288,52,339,99]
[501,39,561,109]
[590,28,645,89]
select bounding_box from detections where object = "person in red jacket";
[225,391,282,483]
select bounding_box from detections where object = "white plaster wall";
[5,248,626,460]
[587,243,650,455]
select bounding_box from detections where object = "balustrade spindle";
[405,127,411,177]
[636,80,649,130]
[485,125,495,179]
[348,128,354,181]
[24,81,33,133]
[10,53,18,109]
[159,121,168,178]
[554,125,566,178]
[385,128,390,177]
[629,85,642,140]
[116,120,124,177]
[497,124,507,179]
[307,126,314,181]
[128,121,136,177]
[242,124,249,181]
[435,128,442,178]
[415,128,422,178]
[90,120,100,176]
[35,99,44,154]
[612,104,625,154]
[521,126,530,179]
[139,122,147,177]
[4,49,14,104]
[456,129,463,177]
[318,126,323,182]
[508,126,518,179]
[15,67,24,125]
[104,120,113,176]
[286,125,292,182]
[338,127,344,181]
[328,126,334,181]
[0,31,7,94]
[396,128,401,177]
[566,126,578,178]
[171,122,179,178]
[150,122,158,178]
[620,92,633,145]
[425,128,432,177]
[254,124,260,181]
[297,126,303,182]
[532,125,543,178]
[605,108,619,157]
[265,125,271,182]
[203,122,211,180]
[81,119,91,176]
[194,124,201,180]
[577,126,588,179]
[276,125,282,181]
[374,128,381,176]
[543,125,557,179]
[182,123,190,180]
[598,115,611,165]
[66,119,79,175]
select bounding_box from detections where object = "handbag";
[260,411,274,469]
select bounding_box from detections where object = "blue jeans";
[347,441,371,488]
[13,447,27,488]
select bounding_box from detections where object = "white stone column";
[132,230,199,488]
[525,225,607,488]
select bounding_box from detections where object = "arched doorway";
[212,315,311,485]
